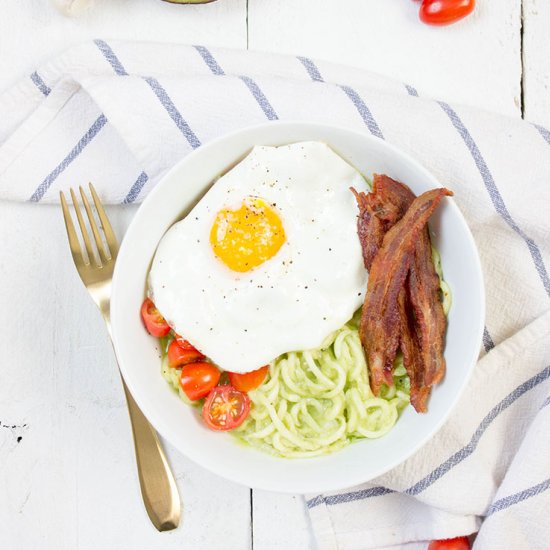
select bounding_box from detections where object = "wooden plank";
[253,491,315,549]
[0,203,251,549]
[248,0,522,118]
[523,0,550,127]
[0,0,247,91]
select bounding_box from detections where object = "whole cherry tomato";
[428,536,471,550]
[419,0,475,26]
[179,362,221,401]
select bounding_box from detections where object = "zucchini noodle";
[432,245,452,315]
[232,313,410,458]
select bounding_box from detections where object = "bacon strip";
[351,187,384,270]
[359,187,452,397]
[399,275,431,412]
[409,228,447,389]
[352,174,414,270]
[353,177,451,410]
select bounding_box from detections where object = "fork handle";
[121,377,181,531]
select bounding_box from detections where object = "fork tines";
[60,183,118,268]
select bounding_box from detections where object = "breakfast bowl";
[110,121,484,494]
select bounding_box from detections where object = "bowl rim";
[111,120,485,493]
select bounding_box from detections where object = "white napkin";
[1,41,549,549]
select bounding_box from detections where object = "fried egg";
[149,141,368,373]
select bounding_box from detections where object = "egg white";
[149,141,369,373]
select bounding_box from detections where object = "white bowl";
[111,122,484,494]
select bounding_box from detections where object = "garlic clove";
[50,0,94,16]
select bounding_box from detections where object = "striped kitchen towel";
[1,41,549,549]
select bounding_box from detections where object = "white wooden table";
[1,1,549,549]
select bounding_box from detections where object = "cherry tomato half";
[228,366,269,392]
[168,339,205,368]
[202,385,251,431]
[179,362,221,401]
[140,298,171,337]
[428,537,471,550]
[175,334,194,347]
[419,0,475,26]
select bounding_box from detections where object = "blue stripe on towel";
[143,77,202,148]
[30,114,108,202]
[193,45,225,76]
[123,171,149,204]
[93,40,200,147]
[487,478,550,516]
[339,85,384,139]
[306,495,325,509]
[483,327,495,352]
[296,57,384,140]
[94,39,129,76]
[30,72,51,97]
[307,363,550,508]
[297,56,323,82]
[404,83,419,97]
[439,101,550,297]
[238,76,279,120]
[190,46,278,120]
[405,363,550,496]
[307,486,394,509]
[534,124,550,147]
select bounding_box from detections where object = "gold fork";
[60,183,181,531]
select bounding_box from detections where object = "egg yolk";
[210,197,286,272]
